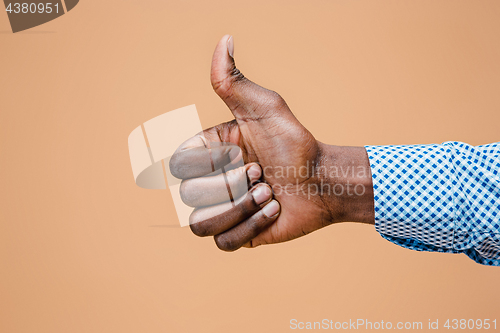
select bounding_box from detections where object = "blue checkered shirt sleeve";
[365,142,500,266]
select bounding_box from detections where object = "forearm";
[317,143,375,225]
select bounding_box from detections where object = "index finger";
[169,140,242,179]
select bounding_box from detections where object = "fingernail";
[263,200,280,218]
[227,36,234,58]
[252,186,271,205]
[247,164,261,182]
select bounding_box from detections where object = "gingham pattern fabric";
[365,142,500,266]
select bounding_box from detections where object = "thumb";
[210,35,290,121]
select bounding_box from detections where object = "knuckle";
[211,76,231,97]
[214,234,239,252]
[168,154,181,178]
[179,180,191,204]
[248,218,260,234]
[189,221,211,237]
[267,91,286,109]
[189,211,212,237]
[179,180,203,207]
[211,68,246,99]
[230,67,246,83]
[245,217,263,240]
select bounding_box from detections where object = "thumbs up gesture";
[170,35,374,251]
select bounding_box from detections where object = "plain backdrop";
[1,1,499,332]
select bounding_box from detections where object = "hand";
[170,35,375,251]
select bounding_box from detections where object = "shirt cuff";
[365,144,457,251]
[365,142,500,266]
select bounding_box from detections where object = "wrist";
[316,143,375,225]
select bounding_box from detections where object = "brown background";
[1,1,499,332]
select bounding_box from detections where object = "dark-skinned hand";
[170,35,374,251]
